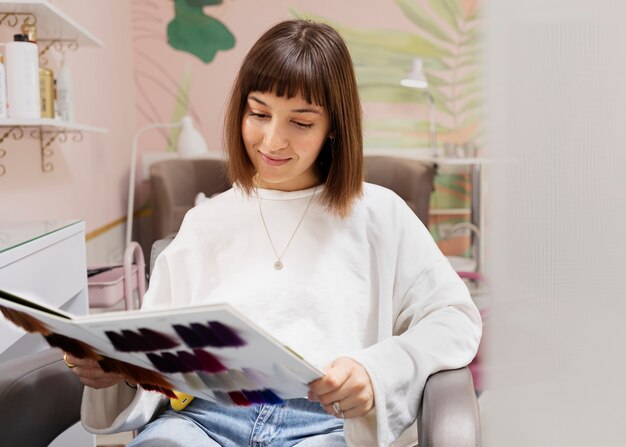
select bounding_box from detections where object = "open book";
[0,288,323,406]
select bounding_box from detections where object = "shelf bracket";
[38,39,79,64]
[0,127,24,177]
[30,128,82,173]
[0,12,36,28]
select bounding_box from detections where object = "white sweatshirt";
[81,183,482,447]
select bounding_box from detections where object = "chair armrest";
[149,236,175,276]
[0,348,84,446]
[417,366,481,447]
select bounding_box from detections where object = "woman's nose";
[264,123,288,151]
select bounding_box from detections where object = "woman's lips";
[260,152,291,166]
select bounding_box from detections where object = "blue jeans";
[128,398,346,447]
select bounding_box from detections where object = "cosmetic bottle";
[0,54,8,119]
[5,34,41,119]
[57,56,74,122]
[39,67,54,118]
[21,24,37,43]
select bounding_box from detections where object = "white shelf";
[0,0,104,47]
[0,118,107,133]
[365,147,499,165]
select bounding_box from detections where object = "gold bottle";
[21,24,37,43]
[39,68,54,118]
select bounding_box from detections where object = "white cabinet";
[0,0,107,175]
[0,219,88,361]
[0,220,95,447]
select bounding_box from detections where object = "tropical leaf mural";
[292,0,482,149]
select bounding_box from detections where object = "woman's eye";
[248,112,268,119]
[294,121,313,129]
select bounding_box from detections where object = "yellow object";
[39,68,54,118]
[170,391,194,411]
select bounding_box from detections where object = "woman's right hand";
[64,352,126,389]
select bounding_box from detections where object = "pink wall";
[0,0,136,242]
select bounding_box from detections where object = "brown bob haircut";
[224,19,363,217]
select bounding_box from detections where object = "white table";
[0,219,95,447]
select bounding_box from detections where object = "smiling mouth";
[260,152,291,166]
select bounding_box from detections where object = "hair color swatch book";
[0,288,324,406]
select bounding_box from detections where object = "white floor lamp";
[401,58,437,156]
[125,115,208,247]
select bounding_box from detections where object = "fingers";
[64,353,100,369]
[308,357,375,419]
[63,352,124,389]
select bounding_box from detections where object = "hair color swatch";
[44,333,100,360]
[0,305,52,335]
[173,321,246,348]
[105,328,179,352]
[147,349,226,374]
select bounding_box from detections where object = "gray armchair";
[0,344,479,446]
[364,155,435,225]
[149,156,435,245]
[150,158,231,241]
[0,348,84,446]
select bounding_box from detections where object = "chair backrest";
[150,158,231,240]
[150,156,435,242]
[364,156,435,225]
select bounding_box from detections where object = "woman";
[67,20,481,447]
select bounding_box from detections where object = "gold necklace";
[256,184,319,270]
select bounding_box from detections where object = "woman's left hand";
[307,356,375,419]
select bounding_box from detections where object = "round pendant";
[274,260,283,270]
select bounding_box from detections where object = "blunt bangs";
[239,36,329,108]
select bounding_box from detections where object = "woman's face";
[242,90,331,191]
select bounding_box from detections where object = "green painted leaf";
[428,0,460,33]
[444,0,463,18]
[166,64,193,152]
[291,8,451,58]
[459,97,481,115]
[460,30,481,47]
[186,0,222,5]
[356,65,410,86]
[461,112,483,128]
[424,71,450,88]
[430,89,455,116]
[359,84,438,104]
[395,0,454,44]
[349,43,415,67]
[168,0,235,63]
[365,118,453,134]
[461,82,482,98]
[455,71,480,87]
[459,46,482,58]
[424,57,453,71]
[364,135,432,148]
[456,55,478,70]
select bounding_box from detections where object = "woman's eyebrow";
[248,95,321,115]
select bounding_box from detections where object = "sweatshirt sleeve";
[345,195,483,446]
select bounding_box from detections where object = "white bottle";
[0,54,7,119]
[57,56,74,122]
[5,34,41,119]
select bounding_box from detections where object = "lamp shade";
[177,116,208,158]
[401,58,429,89]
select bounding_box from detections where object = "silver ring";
[332,401,344,418]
